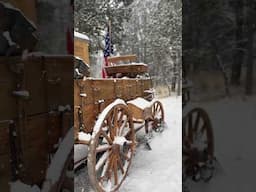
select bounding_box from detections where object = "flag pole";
[108,20,112,64]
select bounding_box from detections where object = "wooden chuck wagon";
[74,55,165,192]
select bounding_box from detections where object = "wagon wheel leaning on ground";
[151,101,165,132]
[182,108,214,182]
[88,101,136,192]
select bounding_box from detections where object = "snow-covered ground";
[185,96,256,192]
[75,96,182,192]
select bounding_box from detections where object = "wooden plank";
[127,103,144,120]
[80,79,93,105]
[82,104,96,133]
[47,112,61,152]
[21,148,48,185]
[105,64,148,77]
[44,56,73,110]
[115,79,138,101]
[74,39,90,64]
[107,55,137,64]
[92,79,115,102]
[23,59,47,115]
[20,114,48,185]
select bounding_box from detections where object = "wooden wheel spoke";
[101,131,113,145]
[96,144,112,153]
[193,112,200,132]
[106,154,114,180]
[100,159,110,179]
[200,122,207,133]
[118,110,125,127]
[113,156,118,185]
[156,104,160,112]
[119,118,128,136]
[117,154,125,174]
[113,108,119,129]
[96,151,109,172]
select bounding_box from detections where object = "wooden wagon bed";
[74,78,153,137]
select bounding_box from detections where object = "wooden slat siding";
[81,80,94,133]
[74,81,79,138]
[21,56,73,115]
[47,112,61,153]
[136,80,144,97]
[116,79,137,101]
[0,122,10,192]
[143,79,153,99]
[74,38,90,64]
[82,104,95,133]
[92,80,115,102]
[0,62,17,120]
[24,59,48,115]
[107,55,137,64]
[20,113,48,185]
[44,56,74,111]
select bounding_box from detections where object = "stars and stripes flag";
[102,27,114,78]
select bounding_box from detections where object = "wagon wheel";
[88,103,135,192]
[182,108,214,179]
[151,101,165,131]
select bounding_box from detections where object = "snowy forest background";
[75,0,182,97]
[183,0,256,100]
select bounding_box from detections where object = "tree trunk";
[231,0,245,85]
[245,1,254,95]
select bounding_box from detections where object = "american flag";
[102,27,113,78]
